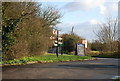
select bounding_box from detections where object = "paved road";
[2,58,119,79]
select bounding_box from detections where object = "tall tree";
[95,17,118,52]
[2,2,62,60]
[2,2,40,60]
[39,6,62,27]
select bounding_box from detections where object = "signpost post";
[56,30,59,57]
[51,29,63,57]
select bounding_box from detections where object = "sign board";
[54,40,58,46]
[58,44,63,47]
[82,40,87,48]
[58,37,63,44]
[54,44,58,46]
[75,43,86,56]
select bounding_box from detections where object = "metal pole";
[60,46,62,55]
[56,30,59,57]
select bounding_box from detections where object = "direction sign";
[58,44,64,47]
[54,40,58,46]
[58,37,63,44]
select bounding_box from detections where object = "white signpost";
[54,40,58,46]
[50,29,63,56]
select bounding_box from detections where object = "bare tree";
[39,6,62,27]
[95,17,118,52]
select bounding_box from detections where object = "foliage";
[90,39,118,54]
[94,17,118,52]
[61,33,83,53]
[114,77,120,81]
[1,53,94,65]
[2,2,40,60]
[2,2,62,60]
[90,40,103,51]
[87,51,120,58]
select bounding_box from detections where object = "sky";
[39,0,119,42]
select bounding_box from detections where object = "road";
[2,58,119,79]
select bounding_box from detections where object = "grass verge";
[87,51,120,58]
[1,53,95,66]
[114,77,120,81]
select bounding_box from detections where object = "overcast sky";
[39,0,119,42]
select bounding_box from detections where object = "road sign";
[58,37,63,44]
[54,44,58,46]
[58,44,64,47]
[54,40,58,46]
[75,43,86,56]
[82,40,87,48]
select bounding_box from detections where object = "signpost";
[51,29,63,57]
[56,30,59,57]
[54,40,58,46]
[75,43,86,56]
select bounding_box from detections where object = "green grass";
[1,53,94,65]
[114,77,120,81]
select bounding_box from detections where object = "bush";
[87,51,120,58]
[61,50,69,54]
[115,77,120,81]
[69,51,75,55]
[2,2,62,60]
[61,34,83,53]
[86,51,100,56]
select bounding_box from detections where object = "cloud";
[111,3,118,12]
[62,0,118,16]
[99,5,107,15]
[36,0,73,2]
[57,19,100,42]
[99,2,118,15]
[57,22,77,34]
[74,21,99,42]
[63,0,106,11]
[90,19,100,25]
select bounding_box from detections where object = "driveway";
[2,58,119,79]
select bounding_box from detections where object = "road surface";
[2,58,119,79]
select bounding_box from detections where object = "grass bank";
[1,53,95,66]
[87,51,120,58]
[114,77,120,81]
